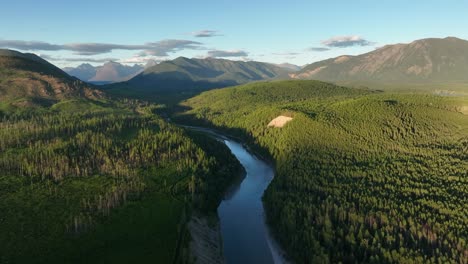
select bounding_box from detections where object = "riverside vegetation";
[176,80,468,263]
[0,98,242,263]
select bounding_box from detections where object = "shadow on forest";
[170,106,274,164]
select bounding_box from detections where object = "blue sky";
[1,0,467,67]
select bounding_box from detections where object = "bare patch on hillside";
[268,115,293,128]
[459,106,468,115]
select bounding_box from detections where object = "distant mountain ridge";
[63,63,96,81]
[64,61,150,84]
[123,56,290,90]
[0,49,102,107]
[293,37,468,85]
[101,56,292,103]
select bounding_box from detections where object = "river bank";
[188,213,224,264]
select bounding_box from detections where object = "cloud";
[321,35,374,48]
[139,39,203,56]
[41,54,119,63]
[0,39,203,56]
[0,40,62,51]
[272,52,300,56]
[308,47,330,52]
[63,43,146,55]
[191,30,222,38]
[207,49,248,58]
[40,53,164,65]
[37,54,55,61]
[119,56,163,64]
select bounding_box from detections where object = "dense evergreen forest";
[177,80,468,263]
[0,99,241,263]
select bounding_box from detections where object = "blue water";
[218,139,278,264]
[180,125,286,263]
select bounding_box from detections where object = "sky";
[0,0,467,67]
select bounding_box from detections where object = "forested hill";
[293,37,468,89]
[0,97,242,262]
[178,80,468,263]
[0,49,102,106]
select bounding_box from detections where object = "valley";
[1,33,468,264]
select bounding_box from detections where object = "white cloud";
[308,47,330,52]
[0,39,203,56]
[191,30,222,38]
[321,35,374,48]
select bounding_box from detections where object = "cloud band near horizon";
[0,39,203,56]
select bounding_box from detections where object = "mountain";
[292,37,468,87]
[62,63,96,82]
[103,57,291,103]
[112,57,289,92]
[133,57,289,86]
[89,62,143,83]
[144,59,158,69]
[274,63,302,72]
[64,62,143,84]
[0,49,102,107]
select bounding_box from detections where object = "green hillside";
[177,80,468,263]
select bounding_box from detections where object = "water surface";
[218,139,284,264]
[181,125,286,263]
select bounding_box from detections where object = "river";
[184,126,287,264]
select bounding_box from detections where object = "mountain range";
[292,37,468,86]
[130,57,290,87]
[2,36,468,108]
[103,57,292,102]
[63,61,152,84]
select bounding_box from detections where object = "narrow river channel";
[183,126,287,264]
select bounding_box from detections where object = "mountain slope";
[293,37,468,86]
[138,57,289,82]
[273,63,302,72]
[0,49,102,106]
[64,62,143,84]
[103,57,291,103]
[89,62,143,83]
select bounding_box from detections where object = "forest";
[0,99,241,263]
[177,80,468,263]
